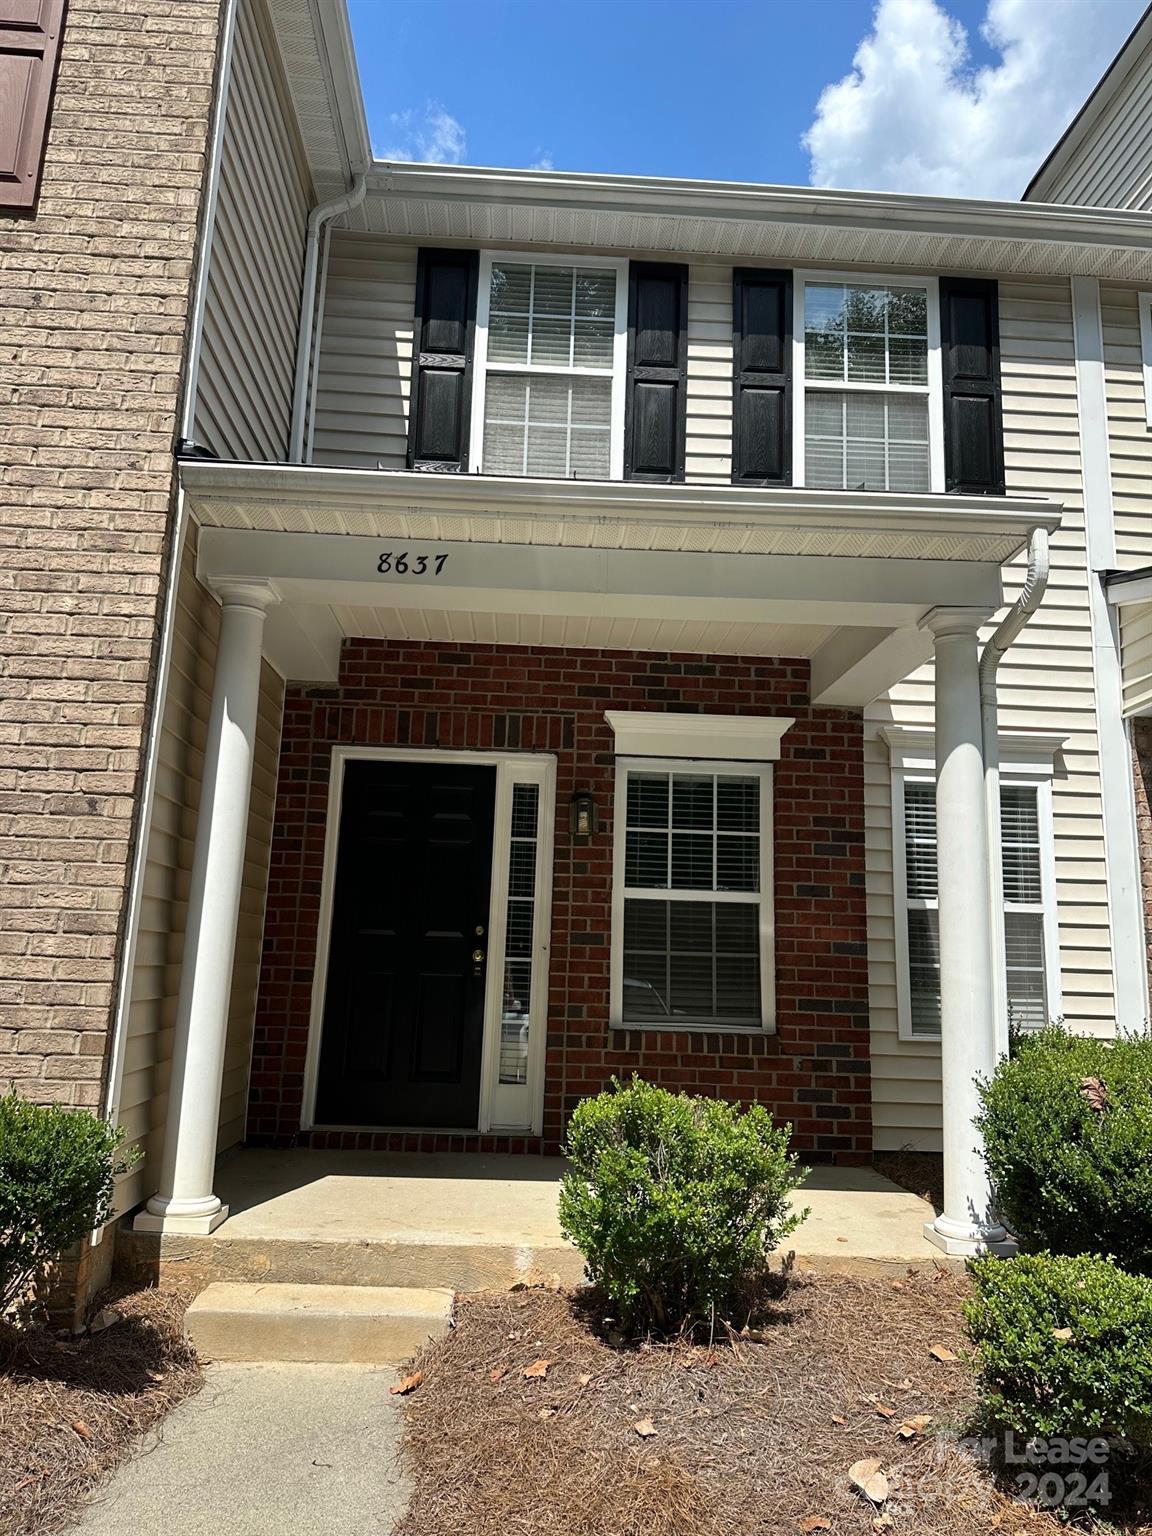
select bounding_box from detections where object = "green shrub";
[0,1092,132,1315]
[965,1252,1152,1448]
[975,1026,1152,1271]
[558,1077,807,1332]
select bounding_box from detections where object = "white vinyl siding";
[194,0,311,460]
[116,525,284,1213]
[866,276,1117,1150]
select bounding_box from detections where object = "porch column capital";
[209,577,281,614]
[919,605,993,640]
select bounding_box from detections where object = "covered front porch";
[122,1147,941,1287]
[125,461,1061,1262]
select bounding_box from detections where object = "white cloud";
[380,102,466,164]
[804,0,1144,198]
[530,149,555,171]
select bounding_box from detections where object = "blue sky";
[348,0,1145,199]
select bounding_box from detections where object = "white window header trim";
[879,724,1066,777]
[606,711,795,761]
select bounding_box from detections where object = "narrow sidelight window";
[613,763,772,1029]
[498,782,540,1085]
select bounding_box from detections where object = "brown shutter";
[0,0,65,211]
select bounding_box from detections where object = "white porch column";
[136,580,278,1235]
[921,607,1014,1257]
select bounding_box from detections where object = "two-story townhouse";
[5,0,1152,1311]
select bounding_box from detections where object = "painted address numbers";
[376,551,450,576]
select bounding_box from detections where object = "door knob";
[472,947,485,976]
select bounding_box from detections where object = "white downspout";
[289,172,368,462]
[979,526,1051,1057]
[101,0,240,1197]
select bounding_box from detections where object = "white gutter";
[101,0,240,1174]
[289,172,368,462]
[979,526,1051,1055]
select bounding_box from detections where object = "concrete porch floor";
[121,1150,943,1292]
[164,1149,942,1280]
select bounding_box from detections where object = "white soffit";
[606,711,794,761]
[354,165,1152,283]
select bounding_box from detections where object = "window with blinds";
[801,281,935,492]
[902,779,1050,1036]
[619,768,766,1028]
[477,260,623,480]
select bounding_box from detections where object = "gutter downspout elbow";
[289,172,368,462]
[979,526,1051,1055]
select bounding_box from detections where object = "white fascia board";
[606,711,794,761]
[1108,572,1152,607]
[180,461,1062,547]
[366,162,1152,261]
[197,526,1006,624]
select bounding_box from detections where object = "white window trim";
[469,249,630,480]
[1139,292,1152,429]
[300,745,556,1137]
[885,730,1063,1044]
[791,269,945,494]
[609,756,776,1034]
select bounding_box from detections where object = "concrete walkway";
[73,1363,410,1536]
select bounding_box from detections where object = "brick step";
[183,1282,454,1364]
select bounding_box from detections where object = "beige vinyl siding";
[194,0,311,461]
[312,239,734,482]
[1037,37,1152,210]
[312,234,417,469]
[116,525,284,1212]
[866,277,1116,1151]
[1102,284,1152,571]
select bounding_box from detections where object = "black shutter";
[731,268,792,486]
[939,277,1004,494]
[624,262,688,482]
[406,248,479,472]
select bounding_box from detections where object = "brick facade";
[248,640,872,1161]
[0,0,221,1103]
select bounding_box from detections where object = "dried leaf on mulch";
[392,1270,1103,1536]
[390,1371,424,1395]
[0,1281,202,1536]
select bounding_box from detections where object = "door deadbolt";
[474,925,485,936]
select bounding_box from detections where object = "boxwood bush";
[966,1252,1152,1449]
[975,1026,1152,1271]
[558,1077,807,1333]
[0,1092,131,1316]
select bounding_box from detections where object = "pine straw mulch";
[395,1269,1150,1536]
[0,1282,203,1536]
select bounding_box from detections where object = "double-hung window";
[612,761,773,1030]
[794,273,944,493]
[899,776,1057,1037]
[471,252,628,480]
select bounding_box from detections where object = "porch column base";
[922,1215,1017,1259]
[134,1196,230,1236]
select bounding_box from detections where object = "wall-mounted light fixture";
[569,789,598,839]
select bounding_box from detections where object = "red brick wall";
[248,640,872,1161]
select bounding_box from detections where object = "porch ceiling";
[182,463,1061,707]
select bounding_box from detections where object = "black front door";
[315,759,497,1128]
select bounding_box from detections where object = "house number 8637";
[376,551,450,576]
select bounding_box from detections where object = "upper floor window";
[793,273,945,494]
[470,253,628,479]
